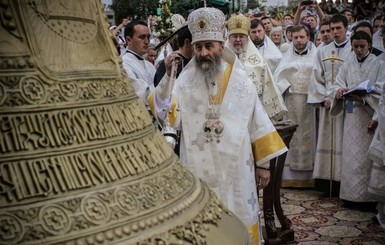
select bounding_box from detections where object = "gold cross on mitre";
[321,50,344,84]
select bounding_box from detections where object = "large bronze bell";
[0,1,251,244]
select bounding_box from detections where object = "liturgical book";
[343,79,373,97]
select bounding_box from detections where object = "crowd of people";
[107,0,385,244]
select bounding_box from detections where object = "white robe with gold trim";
[225,38,287,122]
[167,48,287,242]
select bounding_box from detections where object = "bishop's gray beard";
[196,53,223,83]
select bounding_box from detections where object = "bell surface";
[0,0,251,244]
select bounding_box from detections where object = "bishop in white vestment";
[153,7,288,244]
[171,46,287,245]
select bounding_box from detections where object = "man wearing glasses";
[225,15,287,122]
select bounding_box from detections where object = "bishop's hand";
[256,168,270,190]
[165,51,182,77]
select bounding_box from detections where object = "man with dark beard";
[151,6,287,245]
[249,19,282,73]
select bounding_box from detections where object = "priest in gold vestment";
[225,15,287,122]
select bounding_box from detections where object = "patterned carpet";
[262,188,385,245]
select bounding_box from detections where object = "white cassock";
[225,37,287,122]
[373,30,384,52]
[368,79,385,230]
[330,54,385,202]
[307,40,352,184]
[162,47,288,243]
[316,42,329,50]
[257,35,282,74]
[274,42,317,187]
[121,50,156,104]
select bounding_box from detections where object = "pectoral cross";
[321,50,344,199]
[321,50,344,84]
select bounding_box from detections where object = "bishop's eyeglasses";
[229,35,248,40]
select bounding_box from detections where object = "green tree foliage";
[247,0,261,9]
[170,0,197,16]
[111,0,158,24]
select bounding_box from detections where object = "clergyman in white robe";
[373,29,384,52]
[121,49,156,104]
[330,53,385,202]
[368,80,385,230]
[307,40,352,194]
[256,35,282,74]
[274,41,317,187]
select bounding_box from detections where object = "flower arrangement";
[159,0,172,6]
[153,0,174,39]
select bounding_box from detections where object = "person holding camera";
[294,0,325,42]
[110,17,131,55]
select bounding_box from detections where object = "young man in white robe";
[368,75,385,230]
[274,25,318,188]
[330,31,385,209]
[353,21,385,62]
[225,15,287,122]
[317,21,334,49]
[307,14,352,197]
[373,27,384,52]
[249,19,282,74]
[151,7,288,244]
[122,20,156,105]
